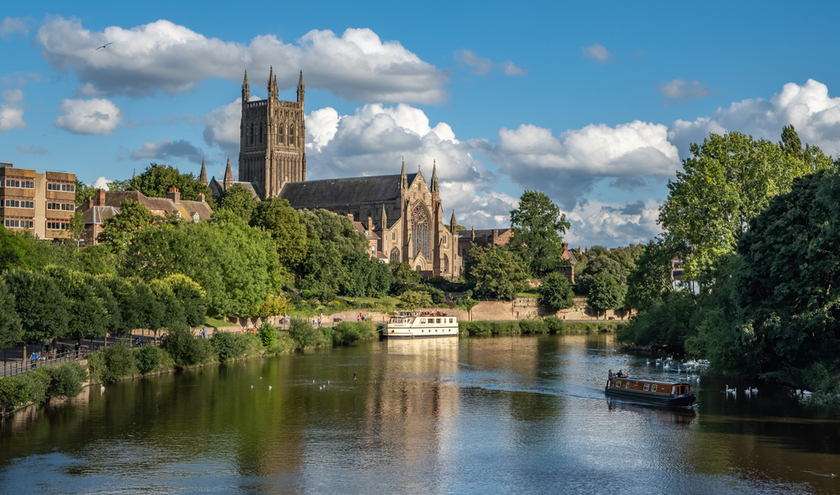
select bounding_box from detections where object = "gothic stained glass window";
[390,247,400,262]
[412,204,431,260]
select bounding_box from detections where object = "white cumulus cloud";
[0,89,26,131]
[582,43,614,64]
[36,17,449,103]
[17,144,47,154]
[488,120,680,209]
[562,199,662,248]
[0,17,28,39]
[454,49,493,75]
[656,78,712,102]
[502,61,528,77]
[54,98,122,134]
[90,177,110,190]
[669,79,840,158]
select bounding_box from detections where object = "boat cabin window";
[651,384,658,392]
[420,319,425,324]
[643,383,650,391]
[625,381,629,388]
[671,386,676,394]
[437,318,441,324]
[615,380,621,388]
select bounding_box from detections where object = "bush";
[259,321,277,349]
[212,331,245,362]
[162,323,213,367]
[98,345,137,382]
[458,321,520,335]
[0,369,51,408]
[288,318,323,349]
[519,319,548,334]
[332,321,377,345]
[544,316,566,333]
[400,290,434,309]
[135,346,162,374]
[47,362,87,398]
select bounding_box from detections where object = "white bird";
[100,385,105,394]
[260,377,263,380]
[95,42,113,50]
[725,385,735,394]
[268,386,272,391]
[251,385,253,390]
[646,359,651,365]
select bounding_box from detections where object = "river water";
[1,334,839,494]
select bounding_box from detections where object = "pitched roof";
[96,191,213,222]
[457,228,512,241]
[81,205,120,225]
[278,173,418,209]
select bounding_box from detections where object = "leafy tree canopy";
[0,277,23,350]
[587,271,623,318]
[75,178,96,206]
[509,191,570,277]
[125,163,215,208]
[219,183,259,224]
[250,198,308,270]
[658,128,834,286]
[466,245,529,301]
[538,272,576,311]
[3,269,69,345]
[625,241,677,313]
[97,200,159,253]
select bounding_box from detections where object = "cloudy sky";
[2,1,840,247]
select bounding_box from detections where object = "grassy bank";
[459,317,626,336]
[0,319,378,413]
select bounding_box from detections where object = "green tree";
[299,208,367,258]
[587,271,623,319]
[509,191,570,277]
[127,163,215,207]
[250,198,308,269]
[400,290,434,309]
[341,252,394,297]
[0,227,56,272]
[288,318,323,349]
[219,183,259,224]
[538,272,576,311]
[163,274,206,327]
[625,241,676,312]
[390,261,422,295]
[466,245,529,300]
[131,279,164,337]
[98,274,138,335]
[658,130,833,287]
[0,277,23,352]
[44,266,110,344]
[3,269,69,358]
[97,200,159,253]
[732,169,840,389]
[149,279,185,339]
[74,178,96,206]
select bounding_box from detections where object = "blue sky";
[2,0,839,247]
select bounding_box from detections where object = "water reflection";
[1,335,840,494]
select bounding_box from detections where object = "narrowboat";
[604,375,696,407]
[383,311,459,339]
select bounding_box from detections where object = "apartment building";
[0,162,76,240]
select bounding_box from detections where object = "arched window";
[289,126,295,146]
[412,204,431,260]
[279,123,284,144]
[444,254,449,273]
[390,247,400,262]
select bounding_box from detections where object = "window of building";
[4,218,34,228]
[392,232,396,241]
[5,179,35,189]
[651,384,658,392]
[443,234,447,245]
[47,183,76,192]
[47,202,74,211]
[370,246,375,255]
[4,199,34,208]
[46,221,69,230]
[643,383,650,391]
[412,204,431,260]
[390,247,400,262]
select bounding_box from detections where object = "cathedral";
[208,69,461,279]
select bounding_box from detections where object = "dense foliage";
[509,191,570,277]
[465,245,529,300]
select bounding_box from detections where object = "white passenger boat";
[383,311,459,339]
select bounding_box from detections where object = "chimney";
[167,187,181,205]
[368,216,373,234]
[563,242,569,251]
[198,193,205,203]
[471,226,475,241]
[95,188,106,206]
[347,213,353,222]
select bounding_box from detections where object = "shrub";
[98,345,137,382]
[544,316,566,333]
[288,317,323,349]
[519,319,548,334]
[163,323,213,367]
[135,346,162,374]
[212,331,244,362]
[0,369,51,408]
[259,322,277,349]
[47,362,87,398]
[400,290,434,309]
[332,321,377,345]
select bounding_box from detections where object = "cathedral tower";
[238,69,306,198]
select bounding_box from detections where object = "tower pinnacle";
[431,159,439,193]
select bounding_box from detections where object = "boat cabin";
[608,377,691,396]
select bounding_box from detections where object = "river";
[1,334,838,494]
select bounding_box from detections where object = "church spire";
[267,66,274,98]
[400,156,408,189]
[242,70,250,101]
[450,209,457,227]
[430,159,439,193]
[381,203,388,229]
[297,70,305,103]
[224,156,233,187]
[199,159,207,185]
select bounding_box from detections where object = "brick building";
[0,162,76,240]
[79,187,213,246]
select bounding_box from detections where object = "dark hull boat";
[604,376,696,407]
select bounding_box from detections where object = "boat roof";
[619,376,691,386]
